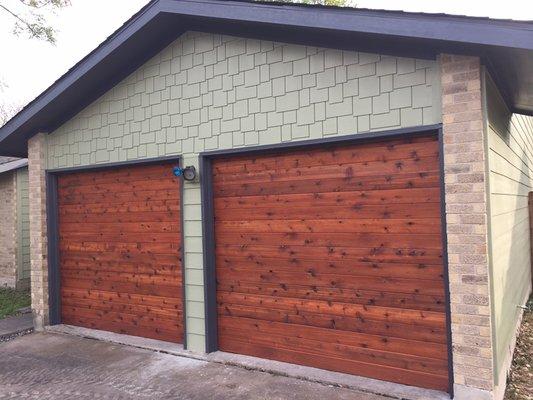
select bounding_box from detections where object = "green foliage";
[0,0,71,44]
[0,287,31,319]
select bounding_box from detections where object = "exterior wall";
[439,54,494,399]
[44,31,442,351]
[16,168,31,290]
[484,73,533,398]
[0,171,17,288]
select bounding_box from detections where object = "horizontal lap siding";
[486,74,533,377]
[212,134,449,391]
[57,162,184,343]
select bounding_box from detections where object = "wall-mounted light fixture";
[173,165,197,182]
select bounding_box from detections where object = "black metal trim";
[438,127,455,398]
[200,124,442,159]
[200,123,455,389]
[200,155,218,352]
[46,154,183,173]
[46,172,61,325]
[45,155,187,345]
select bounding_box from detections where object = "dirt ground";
[504,295,533,400]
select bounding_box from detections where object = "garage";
[207,132,450,391]
[56,161,184,343]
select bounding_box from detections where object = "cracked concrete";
[0,332,390,400]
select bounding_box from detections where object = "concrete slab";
[0,313,33,339]
[46,324,450,400]
[0,332,390,400]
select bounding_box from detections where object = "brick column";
[28,133,49,330]
[439,54,494,399]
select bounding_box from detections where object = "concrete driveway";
[0,332,389,400]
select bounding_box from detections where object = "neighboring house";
[0,1,531,399]
[0,157,30,289]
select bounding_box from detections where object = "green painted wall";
[16,167,30,289]
[485,73,533,381]
[46,31,442,351]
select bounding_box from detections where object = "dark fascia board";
[1,0,532,156]
[162,0,533,51]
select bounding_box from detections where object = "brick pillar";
[439,54,494,399]
[28,133,49,330]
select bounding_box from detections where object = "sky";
[0,0,532,112]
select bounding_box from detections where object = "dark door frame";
[46,155,188,348]
[199,123,454,396]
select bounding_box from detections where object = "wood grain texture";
[212,134,449,391]
[58,162,183,343]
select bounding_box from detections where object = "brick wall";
[0,172,17,288]
[45,31,442,351]
[440,54,495,399]
[28,133,49,330]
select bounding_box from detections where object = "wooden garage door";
[57,162,183,343]
[212,134,450,391]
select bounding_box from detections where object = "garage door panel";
[61,275,182,297]
[213,134,450,390]
[220,325,448,375]
[216,218,442,234]
[212,157,439,186]
[214,188,441,210]
[58,163,176,187]
[213,171,441,197]
[58,189,180,206]
[217,244,442,265]
[218,304,447,344]
[59,221,181,234]
[217,291,444,327]
[216,256,444,280]
[212,136,439,174]
[60,250,180,265]
[60,232,182,244]
[61,260,182,277]
[61,269,181,288]
[219,337,449,391]
[59,200,181,216]
[219,315,447,360]
[217,282,445,312]
[217,273,443,298]
[214,203,442,221]
[62,288,182,310]
[59,210,180,224]
[58,177,179,195]
[58,162,183,343]
[62,312,182,343]
[215,232,443,249]
[61,297,182,320]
